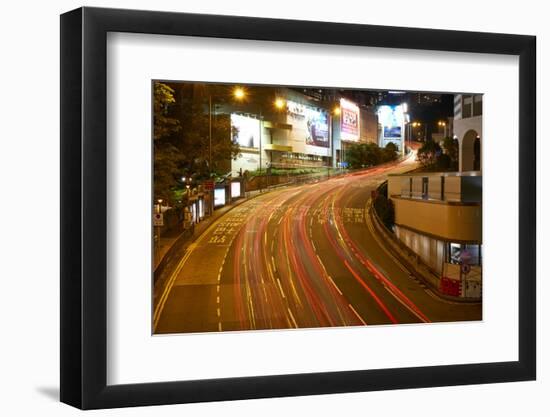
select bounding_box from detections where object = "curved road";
[155,156,481,334]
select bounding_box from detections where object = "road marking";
[348,304,367,325]
[277,278,286,299]
[287,308,298,328]
[153,242,196,330]
[217,307,221,317]
[218,322,222,331]
[328,275,343,296]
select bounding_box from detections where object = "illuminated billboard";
[286,100,329,148]
[231,182,241,198]
[231,114,260,149]
[384,126,402,138]
[377,105,405,140]
[340,98,360,141]
[214,187,226,207]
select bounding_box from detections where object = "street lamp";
[233,88,287,192]
[233,87,245,100]
[274,97,285,110]
[438,120,447,137]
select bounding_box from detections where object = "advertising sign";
[231,114,260,149]
[231,182,241,198]
[286,100,329,148]
[378,105,405,139]
[214,187,226,207]
[383,126,402,138]
[340,98,360,141]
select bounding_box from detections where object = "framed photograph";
[60,7,536,409]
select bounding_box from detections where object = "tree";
[152,82,243,203]
[385,142,398,154]
[374,193,395,229]
[442,136,459,171]
[381,142,398,163]
[153,82,180,140]
[153,82,182,202]
[416,139,441,170]
[346,143,383,168]
[165,83,240,178]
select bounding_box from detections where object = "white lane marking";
[328,275,343,296]
[276,278,286,299]
[349,304,367,325]
[287,308,298,328]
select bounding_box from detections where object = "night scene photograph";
[152,81,482,334]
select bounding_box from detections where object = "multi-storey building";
[453,94,482,171]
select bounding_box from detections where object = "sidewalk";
[154,192,259,271]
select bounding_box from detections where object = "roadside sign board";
[153,212,164,227]
[204,180,215,191]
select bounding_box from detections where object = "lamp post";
[233,87,286,193]
[438,120,447,138]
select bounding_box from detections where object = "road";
[155,155,482,334]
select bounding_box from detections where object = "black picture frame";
[60,6,536,410]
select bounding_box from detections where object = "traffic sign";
[153,212,164,227]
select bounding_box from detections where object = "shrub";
[374,193,395,229]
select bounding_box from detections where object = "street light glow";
[333,107,341,116]
[233,87,246,100]
[274,98,285,109]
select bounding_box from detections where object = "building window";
[447,243,482,266]
[473,95,482,116]
[462,95,472,118]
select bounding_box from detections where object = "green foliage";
[153,82,180,140]
[152,82,241,203]
[442,136,459,171]
[345,142,397,169]
[153,82,183,202]
[435,153,451,171]
[374,193,395,229]
[416,140,441,170]
[385,142,398,153]
[417,137,458,172]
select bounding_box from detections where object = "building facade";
[453,94,483,171]
[387,171,482,299]
[230,89,379,175]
